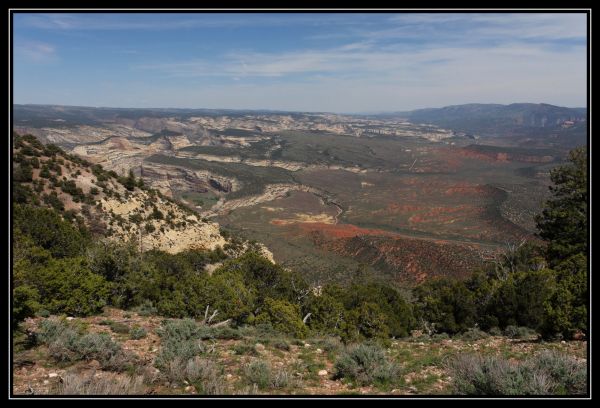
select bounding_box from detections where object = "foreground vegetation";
[12,134,588,395]
[13,310,587,395]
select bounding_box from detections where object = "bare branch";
[211,319,231,328]
[208,310,219,324]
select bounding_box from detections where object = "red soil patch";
[444,183,488,196]
[296,222,398,239]
[408,205,481,224]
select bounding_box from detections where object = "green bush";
[132,300,158,317]
[108,321,130,334]
[333,343,400,386]
[14,204,89,258]
[255,298,307,338]
[503,325,538,339]
[458,328,489,342]
[243,360,272,389]
[196,325,242,341]
[28,257,110,316]
[488,327,502,336]
[129,326,147,340]
[12,285,40,325]
[273,340,291,351]
[413,278,477,335]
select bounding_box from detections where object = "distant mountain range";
[13,102,587,147]
[372,103,587,146]
[399,103,585,130]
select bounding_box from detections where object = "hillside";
[12,133,271,258]
[11,136,589,397]
[11,105,567,284]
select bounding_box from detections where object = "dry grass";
[57,372,146,395]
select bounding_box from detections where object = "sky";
[12,12,588,113]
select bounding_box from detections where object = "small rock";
[48,373,58,378]
[66,317,75,321]
[184,386,193,391]
[315,348,323,354]
[255,343,266,352]
[304,343,311,348]
[561,340,567,344]
[43,380,49,385]
[318,370,328,377]
[226,374,233,381]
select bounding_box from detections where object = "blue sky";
[13,12,587,113]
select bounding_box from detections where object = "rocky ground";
[12,308,587,396]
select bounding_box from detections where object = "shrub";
[196,325,242,341]
[448,351,586,395]
[321,337,343,354]
[36,318,132,371]
[14,163,33,182]
[504,325,538,339]
[75,333,130,371]
[186,357,225,395]
[529,350,587,395]
[233,343,259,356]
[108,321,130,334]
[129,326,147,340]
[488,327,502,336]
[57,372,146,395]
[157,319,199,342]
[243,360,272,389]
[432,332,450,341]
[151,207,164,220]
[274,340,291,351]
[13,204,89,258]
[29,257,110,316]
[40,166,51,178]
[458,328,489,342]
[333,343,400,386]
[132,300,158,317]
[255,298,307,338]
[155,319,204,373]
[413,278,477,335]
[12,285,40,325]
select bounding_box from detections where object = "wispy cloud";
[14,40,57,62]
[13,12,587,111]
[19,13,366,31]
[134,40,585,81]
